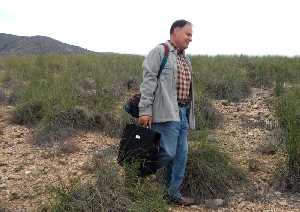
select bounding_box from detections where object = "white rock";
[278,200,287,206]
[214,199,225,207]
[206,198,225,208]
[274,191,282,196]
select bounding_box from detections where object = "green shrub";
[0,54,143,143]
[182,143,246,202]
[273,162,300,192]
[41,156,167,212]
[194,97,223,130]
[192,56,250,102]
[13,101,44,125]
[0,88,6,103]
[2,53,300,146]
[33,106,127,145]
[247,62,273,88]
[208,67,250,101]
[275,86,300,191]
[42,163,132,211]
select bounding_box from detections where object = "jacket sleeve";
[138,45,164,117]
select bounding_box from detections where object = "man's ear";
[173,27,180,35]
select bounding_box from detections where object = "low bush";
[273,162,300,192]
[33,106,126,145]
[204,67,250,102]
[275,86,300,191]
[182,143,246,202]
[193,87,223,131]
[1,54,142,144]
[192,56,251,102]
[12,101,44,125]
[41,155,168,212]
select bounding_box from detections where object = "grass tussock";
[192,56,250,102]
[1,54,300,144]
[182,143,246,202]
[191,55,300,101]
[275,85,300,192]
[40,155,167,212]
[194,94,223,130]
[12,100,44,125]
[33,106,127,146]
[0,54,143,143]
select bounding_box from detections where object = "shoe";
[169,196,195,206]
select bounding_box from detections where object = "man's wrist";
[138,107,152,117]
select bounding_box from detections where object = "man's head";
[170,20,192,50]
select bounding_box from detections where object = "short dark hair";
[170,19,192,34]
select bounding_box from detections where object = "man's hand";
[138,115,153,127]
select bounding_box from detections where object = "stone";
[257,143,277,155]
[248,132,254,136]
[25,170,32,175]
[248,159,260,172]
[207,135,218,143]
[278,200,287,206]
[205,199,225,208]
[9,192,20,200]
[0,183,7,189]
[0,162,7,167]
[221,100,230,106]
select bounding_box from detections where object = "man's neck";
[170,39,178,49]
[169,40,184,54]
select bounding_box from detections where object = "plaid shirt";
[176,50,191,104]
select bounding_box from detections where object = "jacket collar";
[166,40,185,55]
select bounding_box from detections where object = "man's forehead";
[176,24,192,32]
[181,25,192,34]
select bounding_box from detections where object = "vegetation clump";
[182,143,246,202]
[41,155,168,212]
[275,85,300,192]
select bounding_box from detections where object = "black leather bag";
[117,124,161,177]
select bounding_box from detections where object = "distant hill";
[0,33,93,55]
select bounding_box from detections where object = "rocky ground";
[1,87,300,211]
[172,87,300,211]
[0,105,117,211]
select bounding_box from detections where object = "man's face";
[173,24,193,50]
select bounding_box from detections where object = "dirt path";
[173,87,300,211]
[209,87,300,211]
[1,87,300,211]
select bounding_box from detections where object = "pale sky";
[1,0,300,56]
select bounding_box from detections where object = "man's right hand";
[138,115,153,128]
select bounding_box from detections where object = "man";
[138,19,195,206]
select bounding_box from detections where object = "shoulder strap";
[151,43,170,99]
[157,43,169,79]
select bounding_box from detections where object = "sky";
[1,0,300,56]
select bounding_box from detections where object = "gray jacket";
[139,41,196,129]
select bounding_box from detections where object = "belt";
[178,101,190,107]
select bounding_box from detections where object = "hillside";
[0,54,299,211]
[0,33,92,55]
[1,87,300,211]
